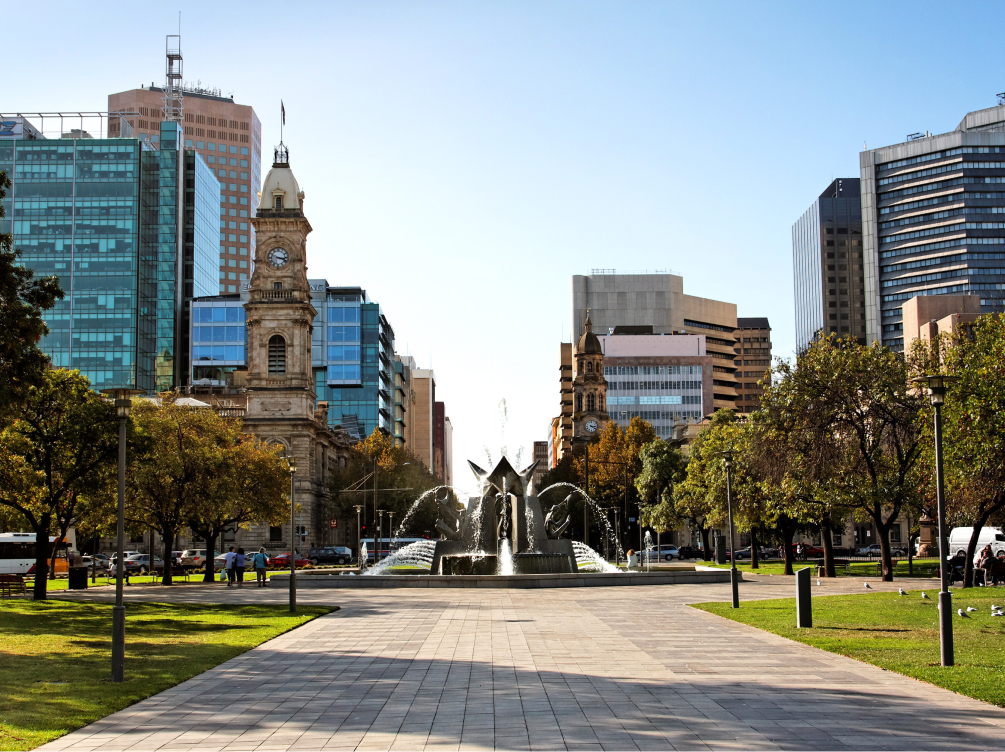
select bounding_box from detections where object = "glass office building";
[0,116,218,392]
[861,105,1005,349]
[191,280,397,441]
[792,178,864,350]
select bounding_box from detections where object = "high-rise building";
[434,401,447,482]
[392,354,413,449]
[860,103,1005,349]
[733,318,772,412]
[572,271,739,411]
[792,179,865,349]
[409,369,436,470]
[532,441,548,489]
[109,44,262,296]
[555,342,573,459]
[0,114,218,392]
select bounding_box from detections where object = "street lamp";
[377,509,385,564]
[288,456,297,614]
[99,387,141,683]
[354,504,363,572]
[720,450,739,609]
[913,374,958,667]
[388,511,396,555]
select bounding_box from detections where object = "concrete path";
[42,577,1005,751]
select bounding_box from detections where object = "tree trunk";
[877,522,894,582]
[698,525,711,561]
[965,522,986,588]
[781,522,795,575]
[821,516,836,578]
[32,523,51,601]
[48,532,62,581]
[204,531,219,583]
[750,528,759,569]
[161,528,175,585]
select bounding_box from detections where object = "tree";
[185,431,291,582]
[0,369,117,599]
[636,438,688,536]
[789,336,924,581]
[0,171,64,420]
[125,399,238,585]
[912,315,1005,586]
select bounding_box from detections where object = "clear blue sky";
[7,1,1005,493]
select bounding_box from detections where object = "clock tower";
[573,311,609,439]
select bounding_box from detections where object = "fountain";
[276,457,733,589]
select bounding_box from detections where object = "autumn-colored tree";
[186,432,291,581]
[0,369,118,599]
[0,171,64,421]
[911,315,1005,586]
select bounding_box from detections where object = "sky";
[7,1,1005,495]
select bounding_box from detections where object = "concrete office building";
[433,401,454,484]
[0,114,218,392]
[733,318,772,412]
[572,272,739,411]
[860,103,1005,349]
[109,41,262,295]
[901,293,983,354]
[532,441,548,489]
[410,369,436,471]
[392,354,414,449]
[792,179,865,349]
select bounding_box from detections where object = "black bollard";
[796,567,812,628]
[715,535,727,565]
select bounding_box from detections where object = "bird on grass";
[958,609,970,618]
[864,582,872,589]
[817,579,821,586]
[967,606,978,612]
[922,592,930,599]
[898,588,908,595]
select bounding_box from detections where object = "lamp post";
[377,510,385,564]
[720,450,739,609]
[354,504,363,572]
[388,511,395,556]
[288,456,297,614]
[99,387,139,683]
[913,374,957,667]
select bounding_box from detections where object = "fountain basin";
[272,568,734,589]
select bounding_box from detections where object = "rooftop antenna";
[998,92,1005,106]
[274,101,288,165]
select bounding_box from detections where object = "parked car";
[121,554,164,574]
[106,551,142,570]
[640,544,679,561]
[949,526,1005,560]
[733,547,752,560]
[790,543,825,559]
[182,549,207,568]
[81,554,110,569]
[855,544,884,557]
[309,546,353,565]
[676,546,703,560]
[268,553,313,569]
[213,553,255,570]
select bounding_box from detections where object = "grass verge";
[693,587,1005,707]
[0,600,333,751]
[704,558,940,578]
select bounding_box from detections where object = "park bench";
[0,573,27,597]
[813,558,851,576]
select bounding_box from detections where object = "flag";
[281,101,285,126]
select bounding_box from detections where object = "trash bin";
[715,535,727,565]
[68,566,88,590]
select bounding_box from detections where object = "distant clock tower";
[573,311,609,439]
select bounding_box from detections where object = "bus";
[361,537,430,563]
[0,533,71,575]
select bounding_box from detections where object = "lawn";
[0,600,333,751]
[704,558,940,578]
[693,587,1005,707]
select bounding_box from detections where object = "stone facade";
[572,314,609,439]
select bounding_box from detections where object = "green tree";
[185,431,291,581]
[636,438,688,536]
[911,315,1005,586]
[0,369,117,599]
[0,171,64,420]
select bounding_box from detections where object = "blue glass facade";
[0,117,219,392]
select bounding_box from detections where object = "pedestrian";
[253,548,268,587]
[224,546,236,587]
[235,547,246,587]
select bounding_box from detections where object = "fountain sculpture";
[431,457,577,575]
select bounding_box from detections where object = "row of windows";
[882,253,966,274]
[182,141,249,156]
[609,380,701,391]
[327,345,361,361]
[327,364,362,382]
[683,319,733,333]
[877,161,964,186]
[881,221,963,244]
[608,395,700,406]
[882,267,976,289]
[193,345,245,361]
[194,305,245,323]
[878,147,966,172]
[880,208,966,229]
[192,325,244,342]
[609,410,702,423]
[880,236,1005,260]
[327,306,361,323]
[880,177,964,201]
[602,365,701,376]
[883,283,970,304]
[327,325,360,342]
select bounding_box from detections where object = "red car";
[790,543,825,558]
[267,553,313,568]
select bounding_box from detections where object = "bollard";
[796,567,812,628]
[715,535,727,565]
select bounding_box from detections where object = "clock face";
[267,248,289,268]
[585,419,598,433]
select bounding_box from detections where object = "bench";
[813,558,851,576]
[0,574,27,597]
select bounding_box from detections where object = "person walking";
[224,546,236,587]
[253,548,268,587]
[235,547,246,587]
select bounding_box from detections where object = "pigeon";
[922,592,930,599]
[898,588,908,595]
[817,579,821,586]
[864,582,872,589]
[958,609,970,618]
[993,605,1000,611]
[993,612,1004,617]
[967,606,978,612]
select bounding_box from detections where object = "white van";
[948,527,1005,559]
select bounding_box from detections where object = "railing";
[259,290,293,300]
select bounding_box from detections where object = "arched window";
[587,393,596,412]
[268,335,286,374]
[599,394,605,411]
[587,361,593,372]
[274,195,283,210]
[576,393,583,412]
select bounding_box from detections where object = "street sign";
[330,518,337,529]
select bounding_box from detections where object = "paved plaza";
[42,577,1005,751]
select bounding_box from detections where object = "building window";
[269,526,283,542]
[268,336,287,374]
[587,361,593,372]
[274,195,283,210]
[587,393,596,411]
[576,394,583,412]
